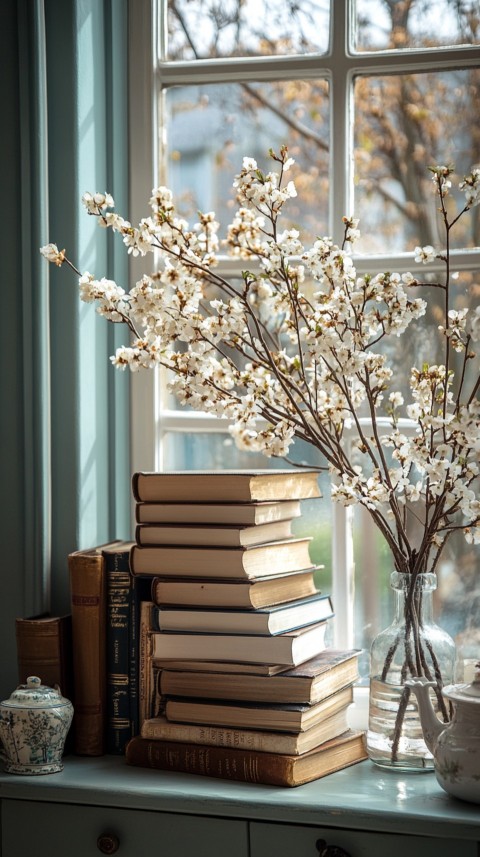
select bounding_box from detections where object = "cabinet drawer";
[2,799,248,857]
[250,820,478,857]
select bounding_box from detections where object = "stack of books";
[125,469,367,786]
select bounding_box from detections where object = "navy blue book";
[104,542,151,754]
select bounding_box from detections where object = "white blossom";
[414,245,436,264]
[40,243,65,266]
[40,148,480,570]
[459,167,480,207]
[81,191,114,214]
[465,526,480,544]
[389,391,404,408]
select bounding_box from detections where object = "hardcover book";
[140,709,351,755]
[151,619,329,666]
[164,684,353,733]
[132,469,321,504]
[68,541,123,755]
[135,518,294,547]
[159,649,360,704]
[155,593,334,636]
[135,499,302,526]
[152,659,291,677]
[151,568,322,609]
[104,541,134,755]
[15,613,73,700]
[125,729,367,787]
[146,658,292,719]
[138,600,162,729]
[129,575,156,737]
[130,538,313,579]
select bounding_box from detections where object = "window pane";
[354,0,480,52]
[353,69,480,252]
[165,81,330,241]
[167,0,330,60]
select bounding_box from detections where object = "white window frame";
[128,0,480,668]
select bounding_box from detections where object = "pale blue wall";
[0,0,131,699]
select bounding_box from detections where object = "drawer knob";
[97,833,120,854]
[316,839,351,857]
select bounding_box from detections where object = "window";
[129,0,480,681]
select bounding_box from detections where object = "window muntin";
[142,0,480,671]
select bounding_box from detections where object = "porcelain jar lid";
[443,662,480,704]
[1,676,71,709]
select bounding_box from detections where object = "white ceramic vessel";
[0,676,73,775]
[406,664,480,805]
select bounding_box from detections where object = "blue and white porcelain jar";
[0,676,73,775]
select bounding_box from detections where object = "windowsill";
[1,754,479,839]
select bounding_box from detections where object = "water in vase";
[367,675,434,771]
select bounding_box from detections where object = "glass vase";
[366,571,456,772]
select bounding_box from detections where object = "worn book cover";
[15,613,73,698]
[159,649,360,704]
[68,540,123,756]
[138,600,163,729]
[105,541,134,755]
[135,518,294,548]
[125,729,367,787]
[135,499,302,526]
[152,658,290,677]
[155,593,334,636]
[164,684,353,733]
[140,709,351,755]
[132,469,321,504]
[130,538,313,579]
[152,619,329,666]
[151,567,321,609]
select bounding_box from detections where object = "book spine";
[129,575,154,738]
[105,548,132,755]
[15,616,73,698]
[15,615,76,755]
[131,472,141,501]
[140,719,297,753]
[150,663,165,719]
[68,552,107,756]
[138,601,160,729]
[125,737,294,786]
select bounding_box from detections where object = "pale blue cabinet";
[2,800,248,857]
[250,821,479,857]
[1,757,479,857]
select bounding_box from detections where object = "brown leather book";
[159,649,360,705]
[125,730,367,787]
[68,541,123,756]
[15,613,74,699]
